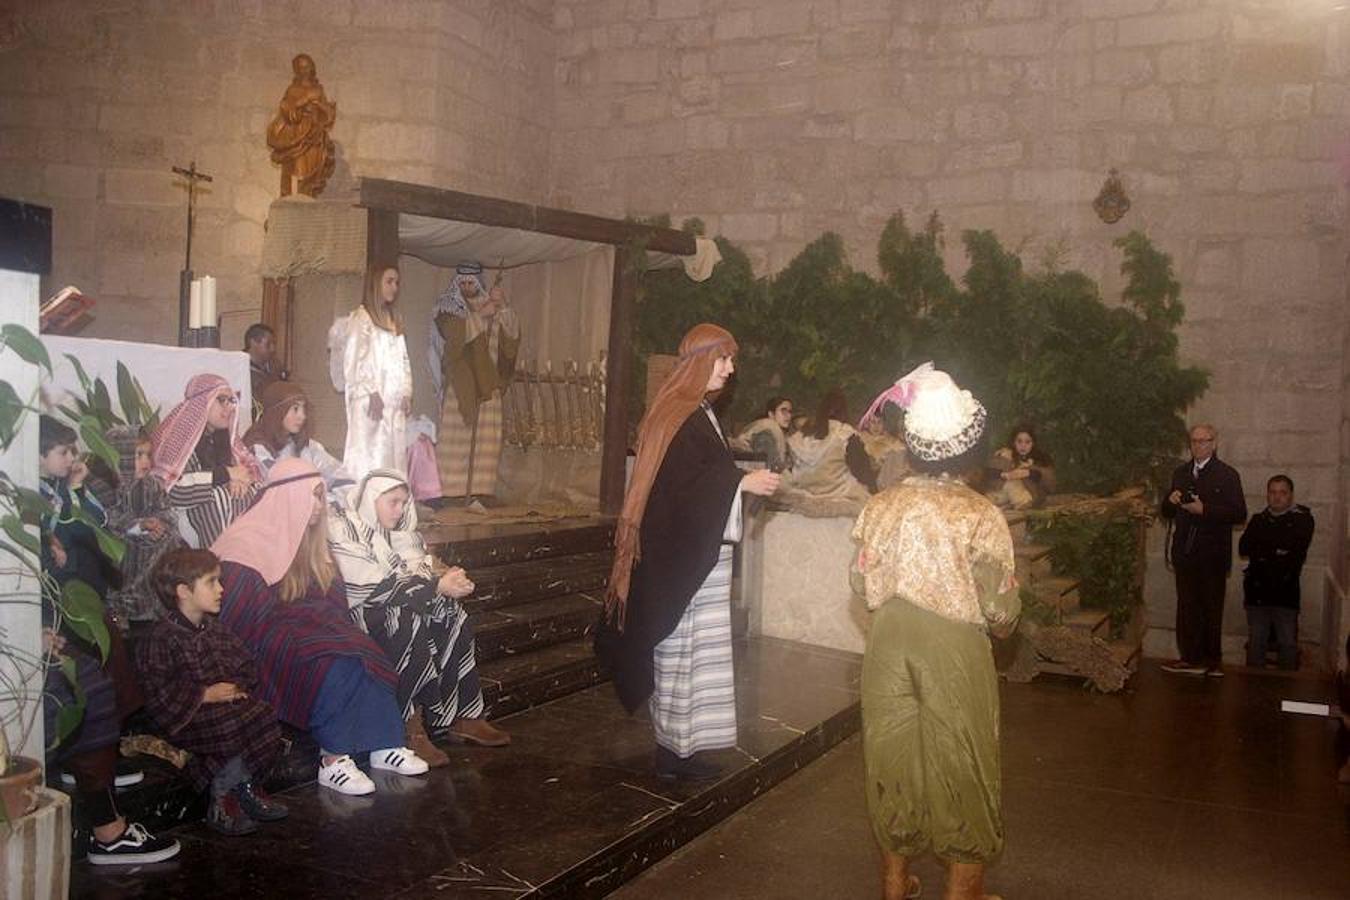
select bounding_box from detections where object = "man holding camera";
[1238,475,1314,670]
[1160,424,1247,677]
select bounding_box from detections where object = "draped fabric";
[595,408,744,713]
[327,469,485,725]
[341,306,413,476]
[783,420,872,508]
[216,562,396,728]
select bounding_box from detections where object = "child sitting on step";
[136,548,289,836]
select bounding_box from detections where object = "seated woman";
[986,424,1056,510]
[212,458,431,796]
[782,387,876,510]
[243,381,351,490]
[328,469,509,762]
[151,374,262,548]
[733,396,795,472]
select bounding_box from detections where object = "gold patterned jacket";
[851,475,1020,629]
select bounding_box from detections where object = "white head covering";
[859,362,986,462]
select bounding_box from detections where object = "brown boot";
[405,718,450,767]
[446,716,511,747]
[943,862,1000,900]
[881,852,921,900]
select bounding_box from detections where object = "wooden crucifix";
[172,160,213,272]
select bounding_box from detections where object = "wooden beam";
[599,247,638,516]
[366,207,400,270]
[260,277,294,371]
[359,178,696,257]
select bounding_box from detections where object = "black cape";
[595,408,743,712]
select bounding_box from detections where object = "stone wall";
[550,0,1350,654]
[0,0,555,345]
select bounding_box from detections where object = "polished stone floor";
[615,661,1350,900]
[70,636,862,899]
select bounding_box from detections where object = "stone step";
[1014,542,1053,582]
[1033,576,1080,614]
[1002,509,1028,541]
[1062,608,1110,638]
[462,551,611,614]
[430,517,615,570]
[471,591,604,662]
[480,636,608,719]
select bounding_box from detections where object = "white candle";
[188,278,202,329]
[201,276,217,328]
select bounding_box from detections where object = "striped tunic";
[167,448,256,548]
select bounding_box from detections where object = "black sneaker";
[207,791,258,836]
[236,781,289,822]
[87,822,181,865]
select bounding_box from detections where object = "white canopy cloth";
[398,214,719,281]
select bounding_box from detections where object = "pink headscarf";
[150,373,262,489]
[211,458,324,585]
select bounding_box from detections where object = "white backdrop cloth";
[41,336,254,430]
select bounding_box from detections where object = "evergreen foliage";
[635,210,1208,494]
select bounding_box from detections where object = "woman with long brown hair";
[340,264,413,477]
[595,323,780,781]
[213,458,431,796]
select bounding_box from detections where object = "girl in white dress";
[341,265,413,477]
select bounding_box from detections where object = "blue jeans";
[1245,606,1298,670]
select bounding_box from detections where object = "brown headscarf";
[606,323,739,624]
[242,381,309,454]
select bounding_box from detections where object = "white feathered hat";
[858,362,987,461]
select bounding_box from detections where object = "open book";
[40,285,94,334]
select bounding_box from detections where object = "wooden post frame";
[356,178,696,516]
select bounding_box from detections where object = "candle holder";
[178,269,194,347]
[200,324,220,349]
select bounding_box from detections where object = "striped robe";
[167,444,257,549]
[328,506,485,726]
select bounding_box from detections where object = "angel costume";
[430,264,520,498]
[342,305,413,477]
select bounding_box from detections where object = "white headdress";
[859,362,986,461]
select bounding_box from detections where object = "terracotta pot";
[0,756,43,821]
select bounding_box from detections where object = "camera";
[1182,489,1199,504]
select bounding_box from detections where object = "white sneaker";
[318,755,376,796]
[370,747,429,776]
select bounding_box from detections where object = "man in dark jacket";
[1238,474,1314,670]
[1159,424,1247,676]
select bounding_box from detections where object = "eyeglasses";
[216,395,239,407]
[1189,437,1214,444]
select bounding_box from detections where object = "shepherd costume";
[431,263,521,497]
[212,459,404,759]
[851,363,1020,897]
[595,324,746,770]
[104,426,184,625]
[328,469,499,745]
[135,609,282,794]
[151,374,262,548]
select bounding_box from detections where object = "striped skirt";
[649,545,738,757]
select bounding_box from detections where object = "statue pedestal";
[748,509,868,654]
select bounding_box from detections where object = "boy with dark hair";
[40,416,178,865]
[137,548,288,835]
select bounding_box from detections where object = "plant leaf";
[1,513,38,556]
[0,379,24,449]
[78,415,120,471]
[60,579,110,663]
[1,322,52,373]
[0,537,39,572]
[69,503,125,566]
[64,353,92,393]
[116,362,140,426]
[13,486,50,526]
